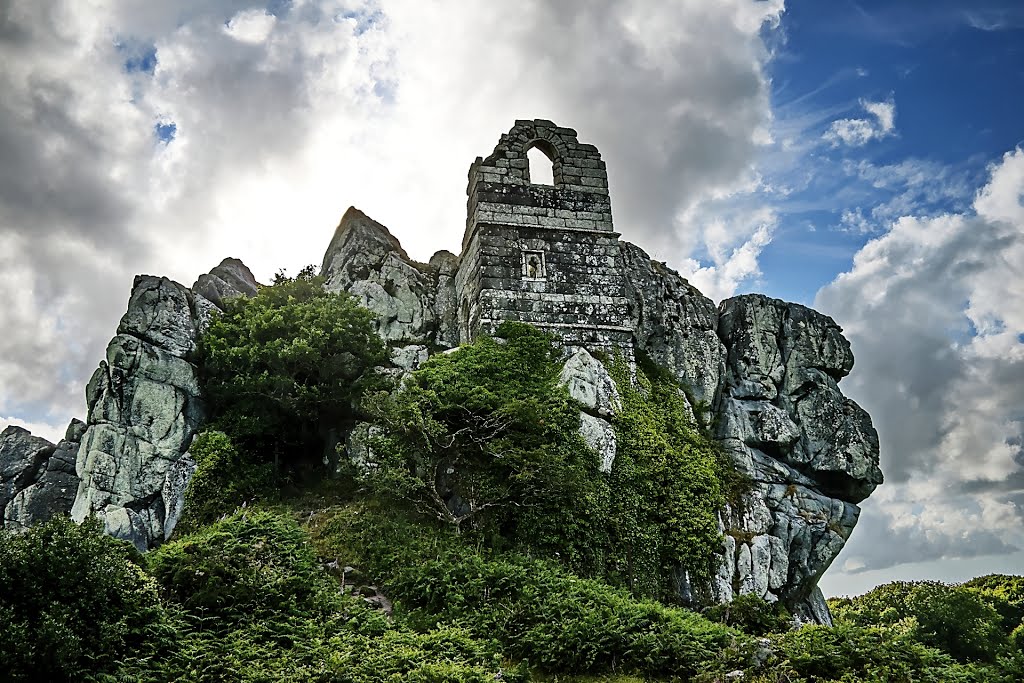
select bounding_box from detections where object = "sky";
[0,0,1022,596]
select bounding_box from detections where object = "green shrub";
[606,354,728,594]
[362,322,612,571]
[831,580,1008,662]
[200,266,389,471]
[178,430,274,532]
[147,508,336,626]
[362,323,730,598]
[764,622,1003,683]
[0,516,172,682]
[310,505,751,679]
[122,507,525,682]
[703,593,792,636]
[963,574,1024,635]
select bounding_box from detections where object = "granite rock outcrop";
[710,295,882,624]
[0,420,84,530]
[66,261,259,551]
[322,205,881,623]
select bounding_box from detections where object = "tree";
[362,322,602,547]
[0,516,171,682]
[831,580,1008,662]
[200,267,388,471]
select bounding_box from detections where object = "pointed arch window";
[524,139,557,185]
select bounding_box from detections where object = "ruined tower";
[454,119,633,354]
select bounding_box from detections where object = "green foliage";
[362,322,611,570]
[147,508,336,626]
[0,516,172,682]
[830,580,1008,662]
[178,430,274,532]
[363,324,729,597]
[703,593,792,636]
[762,622,1000,683]
[963,574,1024,634]
[606,354,727,593]
[200,266,388,469]
[120,507,525,682]
[310,504,751,679]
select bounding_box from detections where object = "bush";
[362,323,730,597]
[606,354,729,594]
[0,516,172,682]
[200,266,388,471]
[704,593,792,636]
[363,322,612,570]
[123,507,526,682]
[147,508,336,626]
[178,430,274,532]
[831,580,1008,662]
[963,574,1024,635]
[763,621,998,683]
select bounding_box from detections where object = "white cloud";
[823,98,896,147]
[817,148,1024,575]
[224,9,276,44]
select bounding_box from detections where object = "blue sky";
[751,0,1024,305]
[0,0,1021,596]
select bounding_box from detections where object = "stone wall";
[458,120,632,356]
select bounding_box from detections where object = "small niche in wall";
[521,250,546,280]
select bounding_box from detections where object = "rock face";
[620,242,724,411]
[710,295,882,623]
[559,348,621,473]
[0,420,84,530]
[71,276,205,551]
[322,208,459,347]
[324,204,881,623]
[68,262,260,551]
[1,121,881,624]
[193,257,259,309]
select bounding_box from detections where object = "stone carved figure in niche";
[522,250,546,280]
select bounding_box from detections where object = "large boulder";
[322,208,447,345]
[0,427,55,521]
[1,419,84,530]
[71,276,205,551]
[620,242,725,411]
[192,257,259,309]
[558,348,621,474]
[710,294,882,622]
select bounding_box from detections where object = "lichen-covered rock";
[322,208,443,344]
[711,294,881,622]
[192,257,259,309]
[0,427,56,520]
[1,419,84,531]
[579,412,617,474]
[71,276,204,551]
[319,207,880,624]
[559,348,622,418]
[620,242,725,410]
[389,344,430,377]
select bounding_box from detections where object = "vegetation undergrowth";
[308,503,752,679]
